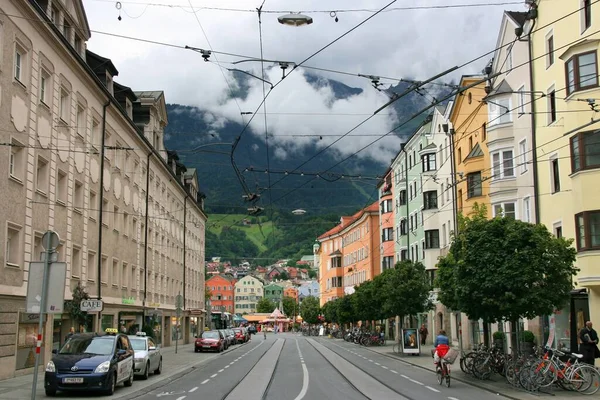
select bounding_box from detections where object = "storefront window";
[16,313,45,370]
[53,317,63,351]
[171,317,182,341]
[101,315,114,332]
[190,317,198,338]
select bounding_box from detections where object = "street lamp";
[278,12,313,26]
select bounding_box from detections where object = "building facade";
[206,275,236,313]
[317,202,380,306]
[450,76,491,219]
[298,280,319,303]
[234,275,263,314]
[264,283,283,304]
[283,286,298,302]
[378,168,395,273]
[530,0,600,350]
[0,0,206,380]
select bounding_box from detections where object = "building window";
[506,46,513,72]
[493,202,516,219]
[122,262,128,288]
[72,246,81,278]
[546,34,554,67]
[492,150,515,180]
[523,197,531,223]
[76,106,86,137]
[519,140,528,173]
[466,172,482,198]
[87,251,96,282]
[102,199,109,226]
[583,0,592,31]
[517,85,526,114]
[551,157,561,193]
[421,153,436,172]
[565,51,598,96]
[14,46,24,83]
[553,222,563,238]
[60,88,70,122]
[382,256,394,271]
[425,230,440,249]
[381,228,393,242]
[399,219,407,235]
[40,70,51,105]
[74,181,83,211]
[570,130,600,172]
[92,119,100,148]
[89,191,97,221]
[457,189,463,211]
[575,211,600,251]
[457,148,462,163]
[469,137,473,151]
[36,157,49,194]
[380,199,392,214]
[5,223,21,267]
[399,190,407,206]
[400,249,408,261]
[548,88,557,124]
[9,139,25,181]
[423,191,438,210]
[56,170,67,204]
[112,259,119,286]
[489,97,511,126]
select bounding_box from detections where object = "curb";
[330,340,526,400]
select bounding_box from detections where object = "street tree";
[257,297,276,313]
[307,269,317,279]
[436,213,578,325]
[322,299,338,323]
[352,279,384,323]
[336,295,356,325]
[278,271,290,281]
[64,281,90,331]
[379,260,432,321]
[282,296,297,318]
[300,296,320,324]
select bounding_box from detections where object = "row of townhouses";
[0,0,207,380]
[317,1,600,352]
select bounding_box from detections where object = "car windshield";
[233,329,241,333]
[59,336,114,356]
[129,338,146,351]
[202,331,219,339]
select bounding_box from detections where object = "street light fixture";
[278,12,313,26]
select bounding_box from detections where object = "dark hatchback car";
[44,331,135,396]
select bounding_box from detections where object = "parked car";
[247,325,257,335]
[195,330,225,352]
[218,330,232,349]
[241,327,251,341]
[232,328,246,344]
[127,332,162,380]
[226,329,236,345]
[44,328,134,396]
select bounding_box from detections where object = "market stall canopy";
[233,314,248,323]
[270,308,284,319]
[260,318,292,323]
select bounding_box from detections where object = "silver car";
[128,333,162,379]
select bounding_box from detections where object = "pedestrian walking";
[579,321,600,365]
[419,324,428,345]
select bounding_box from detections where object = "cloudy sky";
[83,0,526,164]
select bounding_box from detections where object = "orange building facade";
[206,275,236,313]
[378,168,395,272]
[317,202,381,306]
[284,287,299,302]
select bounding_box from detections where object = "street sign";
[26,262,66,314]
[80,299,103,313]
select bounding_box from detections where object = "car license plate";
[203,345,210,348]
[63,377,83,384]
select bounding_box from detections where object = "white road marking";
[368,359,373,362]
[230,362,235,365]
[224,365,229,369]
[293,340,309,400]
[175,397,186,400]
[390,370,398,374]
[201,380,209,385]
[382,366,389,369]
[375,362,381,365]
[218,369,224,372]
[425,386,440,393]
[448,397,461,400]
[189,387,198,392]
[210,374,217,378]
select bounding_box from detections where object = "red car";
[195,330,225,353]
[232,328,246,344]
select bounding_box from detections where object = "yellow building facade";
[449,77,492,218]
[531,0,600,337]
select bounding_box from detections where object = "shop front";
[542,288,589,352]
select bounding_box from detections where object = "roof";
[465,142,484,160]
[484,79,513,99]
[134,91,164,100]
[506,11,528,27]
[317,201,379,240]
[420,143,437,152]
[113,82,137,101]
[86,50,118,76]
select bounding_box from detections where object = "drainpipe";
[183,196,187,310]
[401,146,409,261]
[142,151,152,324]
[96,99,110,331]
[526,9,540,223]
[448,128,459,234]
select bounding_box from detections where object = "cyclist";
[433,329,450,366]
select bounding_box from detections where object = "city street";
[133,333,511,400]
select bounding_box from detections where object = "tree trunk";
[483,322,490,348]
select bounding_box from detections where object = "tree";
[64,281,90,331]
[322,299,338,323]
[437,214,578,324]
[278,271,290,281]
[300,296,320,324]
[336,295,355,325]
[379,260,432,320]
[308,269,317,279]
[282,296,297,318]
[352,279,384,322]
[256,297,276,313]
[286,260,298,268]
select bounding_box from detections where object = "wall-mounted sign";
[122,297,135,305]
[149,302,160,308]
[80,299,103,313]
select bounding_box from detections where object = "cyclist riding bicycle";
[433,329,450,365]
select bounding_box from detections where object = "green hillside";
[208,214,274,253]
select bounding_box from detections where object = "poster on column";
[401,328,420,354]
[546,315,556,348]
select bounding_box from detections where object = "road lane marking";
[230,362,235,365]
[448,397,460,400]
[382,366,389,369]
[293,339,309,400]
[375,362,381,365]
[425,386,440,393]
[175,397,186,400]
[390,370,398,374]
[401,374,423,385]
[201,380,209,385]
[218,369,224,372]
[368,359,373,362]
[210,374,217,378]
[189,387,198,392]
[224,365,229,369]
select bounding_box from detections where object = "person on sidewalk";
[64,327,75,345]
[579,321,600,365]
[433,330,450,365]
[419,324,428,345]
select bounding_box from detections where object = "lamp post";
[277,12,313,26]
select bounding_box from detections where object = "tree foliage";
[308,269,317,279]
[437,213,578,323]
[64,281,90,329]
[278,271,290,281]
[300,296,320,324]
[282,296,297,318]
[256,297,276,313]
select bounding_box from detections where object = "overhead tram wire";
[226,0,400,196]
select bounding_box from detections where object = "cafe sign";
[80,299,103,313]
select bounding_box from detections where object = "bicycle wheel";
[436,367,443,385]
[444,365,451,388]
[571,364,600,395]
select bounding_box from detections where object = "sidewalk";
[0,341,243,399]
[340,339,599,400]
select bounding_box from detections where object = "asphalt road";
[132,332,514,400]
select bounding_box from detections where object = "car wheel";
[45,388,56,397]
[124,369,134,387]
[142,362,149,380]
[104,372,116,395]
[154,357,162,375]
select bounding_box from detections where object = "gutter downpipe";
[401,146,409,259]
[183,196,187,310]
[142,151,152,324]
[449,128,459,235]
[96,99,110,332]
[526,8,540,223]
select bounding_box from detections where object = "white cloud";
[83,0,521,165]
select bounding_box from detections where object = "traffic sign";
[80,299,103,313]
